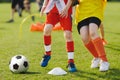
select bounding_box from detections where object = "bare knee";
[89,31,99,39]
[81,36,90,44]
[44,24,53,36]
[64,31,73,42]
[89,23,99,39]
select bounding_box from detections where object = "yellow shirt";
[75,0,107,23]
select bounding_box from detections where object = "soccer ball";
[9,55,29,73]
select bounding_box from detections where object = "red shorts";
[45,6,72,31]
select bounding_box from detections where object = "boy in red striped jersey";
[40,0,77,72]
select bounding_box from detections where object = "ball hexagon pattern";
[9,55,29,73]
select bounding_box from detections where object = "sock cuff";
[85,40,92,47]
[68,52,74,59]
[92,37,101,43]
[44,45,51,52]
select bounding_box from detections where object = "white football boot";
[99,60,109,72]
[91,58,100,68]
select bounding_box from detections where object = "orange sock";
[92,37,108,61]
[85,41,99,58]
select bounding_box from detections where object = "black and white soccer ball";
[9,55,29,73]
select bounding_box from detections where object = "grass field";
[0,2,120,80]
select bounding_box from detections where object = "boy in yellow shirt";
[75,0,109,71]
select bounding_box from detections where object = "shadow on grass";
[105,44,120,51]
[19,71,41,74]
[96,68,120,80]
[0,27,6,30]
[71,68,120,80]
[105,31,120,35]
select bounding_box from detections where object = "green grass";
[0,2,120,80]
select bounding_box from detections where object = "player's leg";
[89,17,109,71]
[40,13,59,67]
[100,23,107,45]
[100,23,104,40]
[39,0,44,11]
[61,16,77,72]
[23,0,35,21]
[64,30,77,72]
[40,24,53,67]
[17,0,23,17]
[78,19,100,68]
[7,0,17,23]
[18,0,25,17]
[36,0,44,12]
[15,4,22,17]
[80,26,100,68]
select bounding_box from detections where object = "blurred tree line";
[0,0,120,2]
